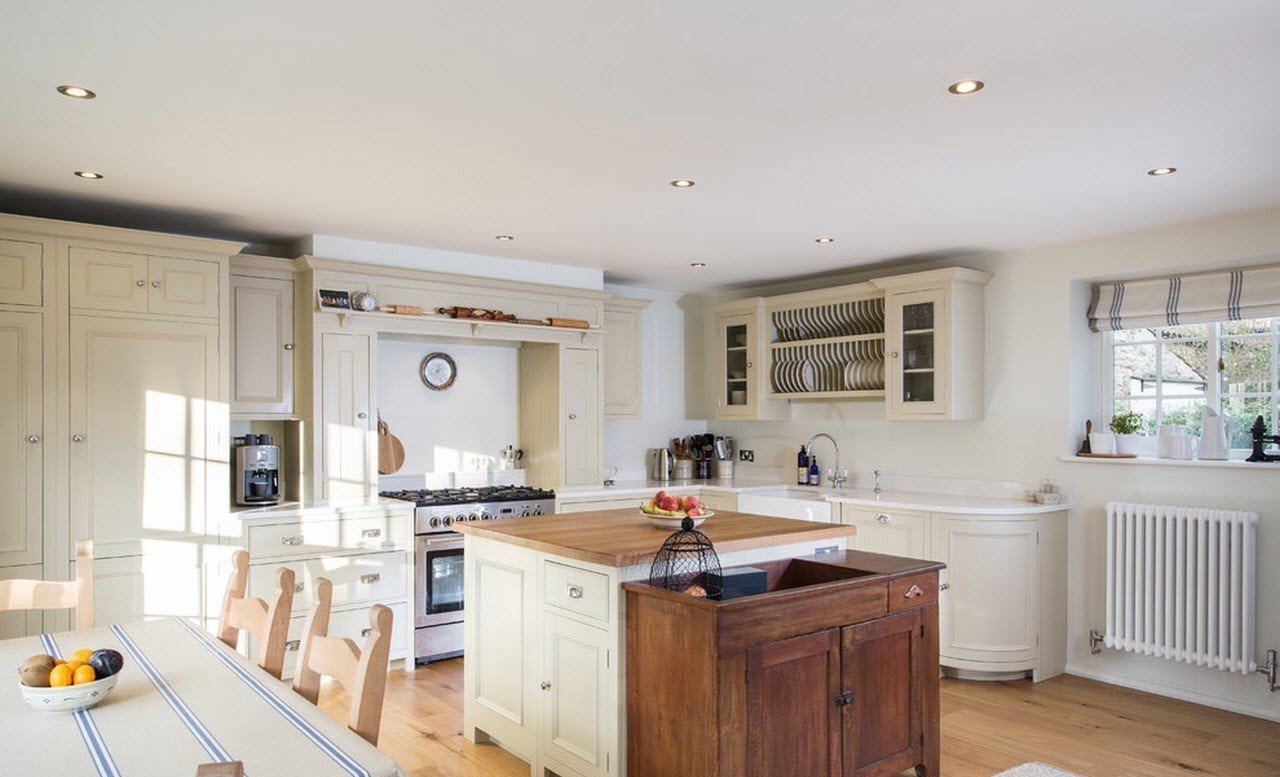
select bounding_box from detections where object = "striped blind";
[1088,264,1280,331]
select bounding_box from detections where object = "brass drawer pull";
[566,584,584,600]
[284,640,300,651]
[361,528,382,539]
[281,535,304,546]
[360,573,381,584]
[904,584,924,599]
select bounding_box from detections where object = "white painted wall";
[703,206,1280,721]
[376,337,520,487]
[305,234,605,290]
[602,283,708,480]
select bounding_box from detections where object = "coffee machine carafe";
[235,434,281,505]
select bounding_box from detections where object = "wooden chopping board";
[377,415,406,474]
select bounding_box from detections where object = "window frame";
[1102,318,1280,457]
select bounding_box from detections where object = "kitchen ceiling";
[2,1,1279,290]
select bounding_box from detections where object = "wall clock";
[420,352,457,391]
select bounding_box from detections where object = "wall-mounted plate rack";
[765,287,886,399]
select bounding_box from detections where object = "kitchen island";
[453,509,859,777]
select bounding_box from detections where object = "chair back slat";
[217,550,295,679]
[0,540,93,629]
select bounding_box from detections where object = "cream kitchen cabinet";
[520,344,604,491]
[563,348,602,487]
[89,547,205,626]
[320,332,376,499]
[230,272,295,417]
[839,504,928,559]
[68,315,222,560]
[602,296,648,419]
[709,297,787,421]
[0,311,43,568]
[874,267,991,420]
[0,234,48,306]
[542,612,615,777]
[69,246,221,319]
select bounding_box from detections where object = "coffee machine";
[235,434,281,505]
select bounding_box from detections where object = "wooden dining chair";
[0,540,93,629]
[217,550,295,679]
[291,578,393,745]
[194,762,244,777]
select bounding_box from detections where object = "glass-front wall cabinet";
[718,311,755,417]
[887,287,948,417]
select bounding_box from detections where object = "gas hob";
[381,485,557,534]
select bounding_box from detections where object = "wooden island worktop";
[452,508,856,567]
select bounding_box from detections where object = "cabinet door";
[89,550,203,626]
[716,311,757,419]
[602,307,642,419]
[933,517,1039,664]
[886,288,948,418]
[147,255,220,318]
[0,236,44,306]
[230,275,294,415]
[69,247,149,313]
[321,332,374,498]
[68,316,220,558]
[562,347,601,487]
[840,505,927,559]
[0,312,42,567]
[841,609,924,776]
[542,612,613,776]
[746,628,841,777]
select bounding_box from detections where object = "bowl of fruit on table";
[640,491,714,529]
[18,647,125,713]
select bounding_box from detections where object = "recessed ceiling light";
[815,237,835,244]
[1147,167,1178,176]
[689,262,706,268]
[947,79,984,95]
[495,234,515,241]
[73,170,103,180]
[57,85,96,99]
[670,179,695,188]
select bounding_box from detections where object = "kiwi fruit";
[18,654,56,687]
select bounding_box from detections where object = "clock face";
[420,352,457,390]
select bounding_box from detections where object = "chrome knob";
[540,681,551,691]
[891,351,900,358]
[152,281,161,288]
[441,516,453,526]
[939,583,950,591]
[27,435,40,444]
[283,343,294,351]
[568,413,577,420]
[136,280,145,287]
[428,517,441,528]
[72,434,84,443]
[480,511,493,521]
[876,512,891,524]
[356,411,368,420]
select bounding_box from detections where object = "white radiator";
[1104,502,1260,674]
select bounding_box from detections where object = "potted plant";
[1110,411,1146,455]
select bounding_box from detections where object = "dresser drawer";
[247,513,409,558]
[274,600,411,680]
[250,551,407,614]
[543,560,610,622]
[340,514,410,552]
[889,571,938,612]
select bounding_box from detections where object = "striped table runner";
[0,618,405,777]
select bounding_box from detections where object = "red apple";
[655,490,669,502]
[658,495,680,512]
[687,507,703,517]
[682,495,700,511]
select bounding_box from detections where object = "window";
[1107,317,1279,452]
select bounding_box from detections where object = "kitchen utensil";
[713,459,734,479]
[548,317,590,329]
[714,437,727,460]
[1078,420,1093,455]
[650,448,673,480]
[673,459,693,479]
[724,437,735,460]
[377,414,406,474]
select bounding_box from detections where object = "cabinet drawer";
[274,600,411,679]
[544,561,610,622]
[247,514,409,559]
[889,572,938,612]
[340,514,410,551]
[250,551,407,614]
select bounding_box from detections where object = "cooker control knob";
[441,516,453,527]
[481,511,493,521]
[532,507,544,516]
[519,508,531,517]
[428,517,441,529]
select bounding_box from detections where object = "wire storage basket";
[649,517,723,598]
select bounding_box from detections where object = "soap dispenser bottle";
[808,456,820,486]
[797,446,809,485]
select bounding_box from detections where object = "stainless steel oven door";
[416,534,465,628]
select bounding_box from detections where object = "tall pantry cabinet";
[0,214,241,637]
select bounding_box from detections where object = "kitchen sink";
[736,487,834,522]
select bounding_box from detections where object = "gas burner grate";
[380,485,556,507]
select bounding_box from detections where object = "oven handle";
[422,537,464,550]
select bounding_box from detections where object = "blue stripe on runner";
[41,633,123,777]
[109,624,244,774]
[174,618,371,777]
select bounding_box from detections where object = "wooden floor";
[318,660,1280,777]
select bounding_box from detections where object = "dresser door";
[68,316,219,558]
[0,311,42,567]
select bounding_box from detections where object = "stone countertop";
[453,508,856,567]
[555,477,790,499]
[227,496,414,523]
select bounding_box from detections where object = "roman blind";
[1088,264,1280,331]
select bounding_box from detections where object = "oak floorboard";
[315,661,1280,777]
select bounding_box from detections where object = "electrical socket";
[739,449,755,462]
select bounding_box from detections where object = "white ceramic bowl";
[641,510,714,530]
[21,673,119,713]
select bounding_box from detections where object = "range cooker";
[381,485,557,662]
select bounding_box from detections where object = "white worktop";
[228,496,414,523]
[559,478,1066,515]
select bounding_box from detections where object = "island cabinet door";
[542,612,614,776]
[745,628,842,777]
[841,609,924,776]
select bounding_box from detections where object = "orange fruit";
[70,648,94,664]
[73,664,96,685]
[64,660,84,673]
[49,664,74,687]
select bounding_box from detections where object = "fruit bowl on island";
[640,491,713,529]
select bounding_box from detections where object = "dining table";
[0,617,407,777]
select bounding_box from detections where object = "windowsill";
[1058,455,1280,470]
